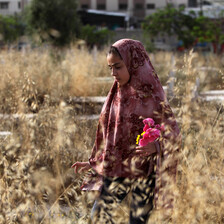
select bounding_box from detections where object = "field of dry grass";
[0,46,224,223]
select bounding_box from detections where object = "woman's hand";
[134,142,157,157]
[71,161,91,174]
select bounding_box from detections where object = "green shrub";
[80,24,114,48]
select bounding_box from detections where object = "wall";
[0,0,31,15]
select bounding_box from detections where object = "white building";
[0,0,31,15]
[78,0,206,19]
[1,0,223,18]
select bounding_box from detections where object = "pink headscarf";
[82,39,180,195]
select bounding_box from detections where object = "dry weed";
[0,47,224,223]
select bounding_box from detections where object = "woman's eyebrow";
[108,62,121,67]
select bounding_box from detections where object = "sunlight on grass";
[0,46,224,223]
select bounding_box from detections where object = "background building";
[77,0,224,29]
[0,0,223,18]
[0,0,31,15]
[78,0,218,20]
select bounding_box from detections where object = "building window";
[81,4,89,9]
[188,0,197,7]
[97,4,106,10]
[135,3,143,10]
[119,3,127,10]
[146,4,155,9]
[18,1,21,9]
[202,1,211,5]
[0,2,9,9]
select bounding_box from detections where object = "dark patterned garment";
[91,174,156,224]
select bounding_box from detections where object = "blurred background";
[0,0,224,52]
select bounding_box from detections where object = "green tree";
[192,12,224,54]
[0,15,25,44]
[26,0,81,47]
[80,25,114,48]
[142,5,196,48]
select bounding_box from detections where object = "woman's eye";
[115,67,121,70]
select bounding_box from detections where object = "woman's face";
[107,53,130,87]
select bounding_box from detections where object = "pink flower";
[143,118,155,127]
[160,124,165,131]
[155,124,161,130]
[139,128,161,146]
[136,118,163,146]
[139,138,150,147]
[154,124,164,131]
[143,118,155,132]
[143,124,149,132]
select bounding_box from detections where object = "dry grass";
[0,46,224,223]
[0,46,110,114]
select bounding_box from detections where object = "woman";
[72,39,180,223]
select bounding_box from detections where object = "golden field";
[0,46,224,223]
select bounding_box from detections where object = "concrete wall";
[0,0,31,15]
[106,0,118,11]
[91,0,97,9]
[0,0,20,15]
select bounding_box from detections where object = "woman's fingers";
[76,167,83,173]
[71,162,78,168]
[74,165,79,173]
[134,150,151,157]
[134,145,157,157]
[78,165,89,173]
[71,162,90,174]
[71,162,82,173]
[136,144,157,154]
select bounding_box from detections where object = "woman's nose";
[111,68,117,76]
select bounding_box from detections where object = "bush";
[80,25,114,48]
[0,14,25,44]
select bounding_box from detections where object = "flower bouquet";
[136,118,163,146]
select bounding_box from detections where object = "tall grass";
[0,46,224,223]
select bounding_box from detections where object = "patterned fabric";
[81,39,180,199]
